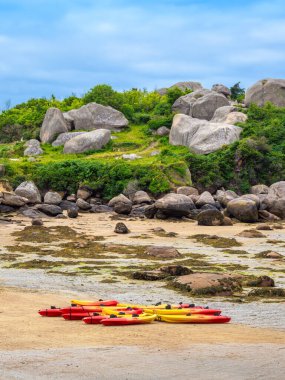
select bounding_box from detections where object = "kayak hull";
[101,315,156,326]
[70,299,118,307]
[146,308,221,316]
[38,309,62,317]
[158,315,231,324]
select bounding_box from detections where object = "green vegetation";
[1,83,285,197]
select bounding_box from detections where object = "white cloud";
[0,0,285,105]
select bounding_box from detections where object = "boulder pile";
[1,179,285,224]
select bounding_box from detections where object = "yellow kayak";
[146,308,221,316]
[70,299,118,307]
[157,315,231,323]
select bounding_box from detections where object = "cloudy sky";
[0,0,285,106]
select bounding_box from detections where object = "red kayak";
[62,312,94,320]
[38,308,62,317]
[60,306,103,314]
[83,315,106,324]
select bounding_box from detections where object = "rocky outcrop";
[52,132,85,147]
[226,198,259,223]
[157,81,203,95]
[15,181,41,204]
[245,78,285,107]
[40,108,68,143]
[191,92,230,120]
[172,272,242,296]
[145,246,181,259]
[172,89,211,115]
[63,129,111,154]
[154,193,195,217]
[64,103,128,131]
[169,114,242,154]
[211,84,231,97]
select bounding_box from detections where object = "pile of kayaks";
[38,298,231,326]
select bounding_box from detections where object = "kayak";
[70,299,118,307]
[83,315,106,324]
[101,314,156,326]
[38,308,62,317]
[102,308,143,316]
[62,312,95,320]
[60,306,103,314]
[146,308,221,316]
[157,314,231,324]
[118,303,207,310]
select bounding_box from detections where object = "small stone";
[114,222,129,234]
[256,225,273,231]
[67,208,78,218]
[145,246,181,259]
[32,218,43,226]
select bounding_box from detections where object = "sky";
[0,0,285,107]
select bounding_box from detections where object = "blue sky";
[0,0,285,107]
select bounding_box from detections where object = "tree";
[230,82,245,101]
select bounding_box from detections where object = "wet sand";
[1,214,285,379]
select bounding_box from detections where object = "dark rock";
[19,207,46,219]
[197,209,224,226]
[247,275,275,287]
[36,204,63,216]
[67,208,78,218]
[222,216,233,226]
[114,222,129,234]
[32,218,43,226]
[256,225,272,231]
[108,194,132,215]
[258,210,280,222]
[77,186,93,200]
[0,204,15,213]
[76,198,92,211]
[144,205,157,219]
[133,270,168,281]
[133,191,152,205]
[90,205,113,213]
[59,200,79,211]
[160,265,193,276]
[200,204,218,211]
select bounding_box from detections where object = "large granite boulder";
[63,129,111,154]
[156,126,170,136]
[133,191,152,205]
[52,132,85,147]
[176,186,198,196]
[44,191,62,205]
[192,92,230,120]
[211,106,247,125]
[157,81,203,95]
[155,193,195,217]
[211,84,231,97]
[64,102,128,131]
[196,191,216,207]
[40,108,68,143]
[1,193,28,207]
[226,198,259,223]
[36,204,62,216]
[263,181,285,219]
[169,114,242,154]
[15,181,41,204]
[216,190,238,207]
[172,89,211,115]
[245,78,285,107]
[108,194,132,215]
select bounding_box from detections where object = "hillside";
[0,83,284,198]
